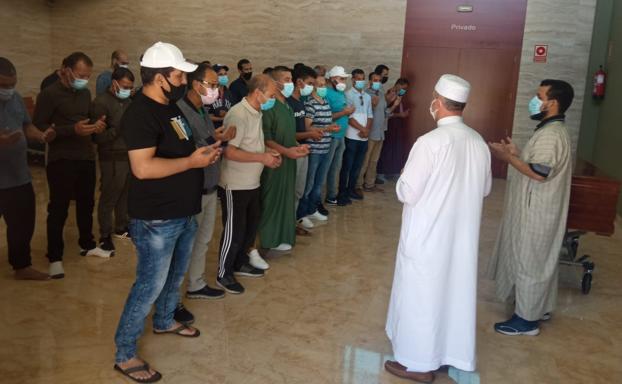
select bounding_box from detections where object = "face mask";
[301,84,314,97]
[118,64,129,69]
[260,95,276,111]
[162,76,186,103]
[355,80,366,90]
[200,85,219,105]
[381,76,389,84]
[116,88,131,99]
[335,82,347,92]
[0,87,15,101]
[316,87,327,98]
[218,75,229,86]
[242,72,252,81]
[72,78,89,90]
[371,82,382,91]
[528,96,545,120]
[281,82,294,98]
[398,89,407,96]
[429,99,439,121]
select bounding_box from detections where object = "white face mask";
[335,82,347,92]
[429,99,439,121]
[199,84,219,105]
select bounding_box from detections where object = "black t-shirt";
[122,93,203,220]
[229,77,249,105]
[287,96,306,133]
[207,87,234,128]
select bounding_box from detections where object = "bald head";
[111,49,129,68]
[249,74,277,94]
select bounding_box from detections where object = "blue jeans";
[297,151,331,219]
[325,137,346,200]
[338,138,368,199]
[114,216,198,363]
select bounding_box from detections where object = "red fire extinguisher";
[592,65,606,100]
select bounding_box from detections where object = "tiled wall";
[511,0,597,153]
[2,0,597,152]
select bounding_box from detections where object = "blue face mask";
[0,87,15,101]
[355,80,366,90]
[398,89,406,96]
[528,96,543,117]
[371,82,382,91]
[218,75,229,86]
[316,87,327,98]
[116,88,132,99]
[72,78,89,90]
[301,84,314,97]
[281,82,294,98]
[261,96,276,111]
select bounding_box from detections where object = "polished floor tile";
[0,166,621,383]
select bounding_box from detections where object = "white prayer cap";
[434,74,471,103]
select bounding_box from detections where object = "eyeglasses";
[200,80,219,90]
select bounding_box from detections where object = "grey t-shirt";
[0,91,31,189]
[365,88,389,141]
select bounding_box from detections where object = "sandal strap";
[120,363,150,375]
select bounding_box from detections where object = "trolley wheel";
[581,273,592,295]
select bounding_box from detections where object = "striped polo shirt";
[304,96,333,154]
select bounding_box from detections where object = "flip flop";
[153,324,200,338]
[114,363,162,383]
[296,226,312,236]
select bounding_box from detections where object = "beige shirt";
[219,98,265,190]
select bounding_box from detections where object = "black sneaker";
[375,177,385,185]
[337,197,352,206]
[317,203,330,217]
[350,190,364,200]
[174,303,195,326]
[186,285,225,300]
[113,228,131,240]
[325,197,338,206]
[234,263,265,278]
[216,276,245,294]
[99,236,116,252]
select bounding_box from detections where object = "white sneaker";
[248,249,270,270]
[298,217,314,229]
[271,243,292,252]
[308,210,328,221]
[80,246,113,258]
[49,261,64,279]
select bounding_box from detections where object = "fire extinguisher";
[592,65,606,100]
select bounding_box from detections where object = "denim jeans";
[338,138,368,199]
[114,216,198,363]
[297,152,331,219]
[325,137,346,200]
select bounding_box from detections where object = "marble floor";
[1,166,621,384]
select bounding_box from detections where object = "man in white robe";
[488,79,574,336]
[385,75,492,383]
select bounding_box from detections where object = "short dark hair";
[396,77,409,86]
[368,72,382,80]
[140,66,175,85]
[293,65,316,82]
[111,67,135,82]
[374,64,389,75]
[62,52,93,69]
[271,65,292,80]
[351,68,365,77]
[0,57,16,77]
[262,67,274,75]
[293,62,305,71]
[187,63,214,89]
[237,59,250,70]
[440,96,466,112]
[540,79,574,114]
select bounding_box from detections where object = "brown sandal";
[114,362,162,383]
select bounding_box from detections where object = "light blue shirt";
[345,87,373,141]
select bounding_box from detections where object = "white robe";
[386,116,491,372]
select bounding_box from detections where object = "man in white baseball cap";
[324,65,355,206]
[113,42,222,383]
[384,74,491,383]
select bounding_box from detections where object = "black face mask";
[381,76,389,84]
[242,72,252,81]
[530,112,545,121]
[162,76,186,103]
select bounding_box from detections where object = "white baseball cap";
[140,42,198,72]
[434,74,471,103]
[327,65,352,79]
